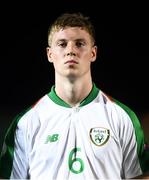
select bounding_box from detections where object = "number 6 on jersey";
[68,147,84,174]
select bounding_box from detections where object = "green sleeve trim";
[113,98,149,172]
[0,107,31,178]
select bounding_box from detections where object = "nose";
[67,52,76,56]
[66,42,76,56]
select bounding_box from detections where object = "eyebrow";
[56,38,87,43]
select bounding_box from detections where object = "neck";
[55,76,93,107]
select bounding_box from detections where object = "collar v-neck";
[48,83,99,108]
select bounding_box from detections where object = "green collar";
[48,83,99,108]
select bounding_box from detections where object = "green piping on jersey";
[0,107,31,179]
[48,83,99,108]
[113,98,149,173]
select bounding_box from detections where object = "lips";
[65,60,78,64]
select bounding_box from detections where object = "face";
[46,27,97,80]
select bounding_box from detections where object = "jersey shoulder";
[7,94,50,133]
[100,90,138,120]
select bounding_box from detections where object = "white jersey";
[0,84,149,179]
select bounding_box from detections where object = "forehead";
[52,27,92,42]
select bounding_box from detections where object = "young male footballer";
[0,12,149,179]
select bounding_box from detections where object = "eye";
[76,41,85,48]
[58,42,67,48]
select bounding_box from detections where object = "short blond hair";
[47,12,96,47]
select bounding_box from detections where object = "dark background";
[0,1,149,149]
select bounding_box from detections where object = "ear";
[91,45,98,62]
[46,47,53,63]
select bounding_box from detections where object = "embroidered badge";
[90,127,110,146]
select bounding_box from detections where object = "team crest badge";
[90,127,110,146]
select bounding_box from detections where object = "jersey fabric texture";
[0,84,149,180]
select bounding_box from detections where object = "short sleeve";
[114,98,149,178]
[0,108,30,179]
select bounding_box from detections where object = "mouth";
[65,60,78,64]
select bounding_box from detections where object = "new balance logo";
[45,134,59,144]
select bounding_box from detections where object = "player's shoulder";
[99,90,138,120]
[11,94,49,127]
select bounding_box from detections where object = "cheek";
[52,50,64,59]
[81,52,93,61]
[52,57,62,69]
